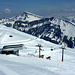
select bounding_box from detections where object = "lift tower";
[36,44,43,58]
[60,46,66,62]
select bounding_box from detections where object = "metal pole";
[60,45,65,62]
[39,46,41,58]
[62,49,64,62]
[39,47,40,56]
[36,44,43,58]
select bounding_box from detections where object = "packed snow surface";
[0,25,75,75]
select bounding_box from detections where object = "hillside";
[0,25,75,75]
[0,11,75,48]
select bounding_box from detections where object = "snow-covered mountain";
[0,25,75,75]
[0,11,42,27]
[0,11,75,48]
[61,16,75,24]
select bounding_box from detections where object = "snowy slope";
[0,25,75,75]
[51,18,75,38]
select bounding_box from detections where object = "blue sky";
[0,0,75,18]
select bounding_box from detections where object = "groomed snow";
[0,25,75,75]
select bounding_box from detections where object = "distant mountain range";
[0,11,75,48]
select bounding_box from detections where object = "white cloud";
[4,8,11,14]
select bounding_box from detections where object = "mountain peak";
[23,11,42,18]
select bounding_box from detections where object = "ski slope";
[0,25,75,75]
